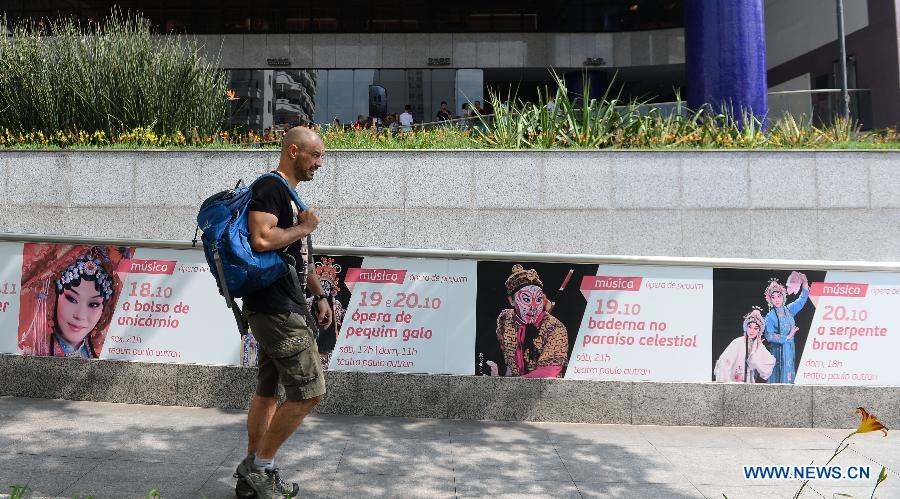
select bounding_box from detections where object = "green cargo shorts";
[245,309,326,401]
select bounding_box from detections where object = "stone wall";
[1,149,898,262]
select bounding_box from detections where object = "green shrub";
[0,9,227,136]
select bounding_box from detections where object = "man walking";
[235,126,333,498]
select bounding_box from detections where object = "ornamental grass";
[0,9,226,138]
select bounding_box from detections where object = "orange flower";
[856,407,888,436]
[225,89,237,101]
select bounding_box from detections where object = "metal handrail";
[0,232,898,272]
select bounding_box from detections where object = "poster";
[0,236,898,386]
[566,265,713,381]
[0,242,23,354]
[475,261,596,378]
[711,269,824,384]
[796,272,900,385]
[101,247,243,365]
[328,256,477,374]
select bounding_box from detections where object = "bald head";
[281,126,321,156]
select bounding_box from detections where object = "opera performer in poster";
[763,271,811,384]
[713,308,775,382]
[494,264,572,378]
[17,243,131,358]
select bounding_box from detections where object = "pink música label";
[117,259,177,275]
[580,275,643,292]
[810,282,868,298]
[345,268,407,284]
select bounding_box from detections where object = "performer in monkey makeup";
[495,265,569,378]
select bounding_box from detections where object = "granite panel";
[219,35,243,68]
[195,152,257,202]
[132,207,198,241]
[0,354,92,399]
[332,208,405,247]
[816,210,883,261]
[543,152,612,209]
[473,153,541,209]
[522,33,549,68]
[470,209,544,253]
[530,378,632,424]
[357,33,382,67]
[426,33,453,61]
[382,34,405,68]
[68,152,135,207]
[133,152,201,207]
[241,34,268,67]
[497,33,524,68]
[353,372,450,418]
[309,207,338,247]
[312,33,336,68]
[475,33,501,68]
[447,375,547,421]
[314,370,359,415]
[869,154,900,208]
[0,205,69,235]
[405,34,429,68]
[80,359,178,405]
[812,385,900,429]
[336,152,406,208]
[681,209,753,259]
[749,209,820,260]
[681,152,749,208]
[4,152,69,206]
[65,461,218,498]
[816,152,869,208]
[403,209,475,250]
[549,33,571,67]
[334,33,359,67]
[174,363,257,409]
[723,383,813,428]
[61,206,135,239]
[629,31,652,66]
[612,153,681,208]
[264,34,290,60]
[289,34,314,66]
[451,34,477,67]
[612,32,632,67]
[632,382,724,426]
[608,210,683,257]
[405,154,473,209]
[748,152,817,209]
[540,209,613,255]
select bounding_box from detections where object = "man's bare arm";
[248,209,319,252]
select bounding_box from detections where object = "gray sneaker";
[234,454,299,498]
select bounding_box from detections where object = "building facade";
[4,0,898,130]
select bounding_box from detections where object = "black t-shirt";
[436,109,452,121]
[242,174,309,315]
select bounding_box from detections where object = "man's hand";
[316,297,333,329]
[297,208,321,233]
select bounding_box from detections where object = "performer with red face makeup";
[495,265,569,378]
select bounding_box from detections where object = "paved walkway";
[0,397,897,499]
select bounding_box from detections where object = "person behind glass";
[459,102,471,130]
[436,100,453,123]
[764,273,810,384]
[399,104,414,132]
[234,126,334,498]
[353,115,365,129]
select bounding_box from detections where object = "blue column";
[684,0,768,120]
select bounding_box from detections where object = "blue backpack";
[195,172,307,333]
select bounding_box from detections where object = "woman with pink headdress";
[18,244,129,358]
[763,272,810,384]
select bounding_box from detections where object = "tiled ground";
[0,397,896,498]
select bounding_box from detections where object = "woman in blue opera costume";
[763,272,810,384]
